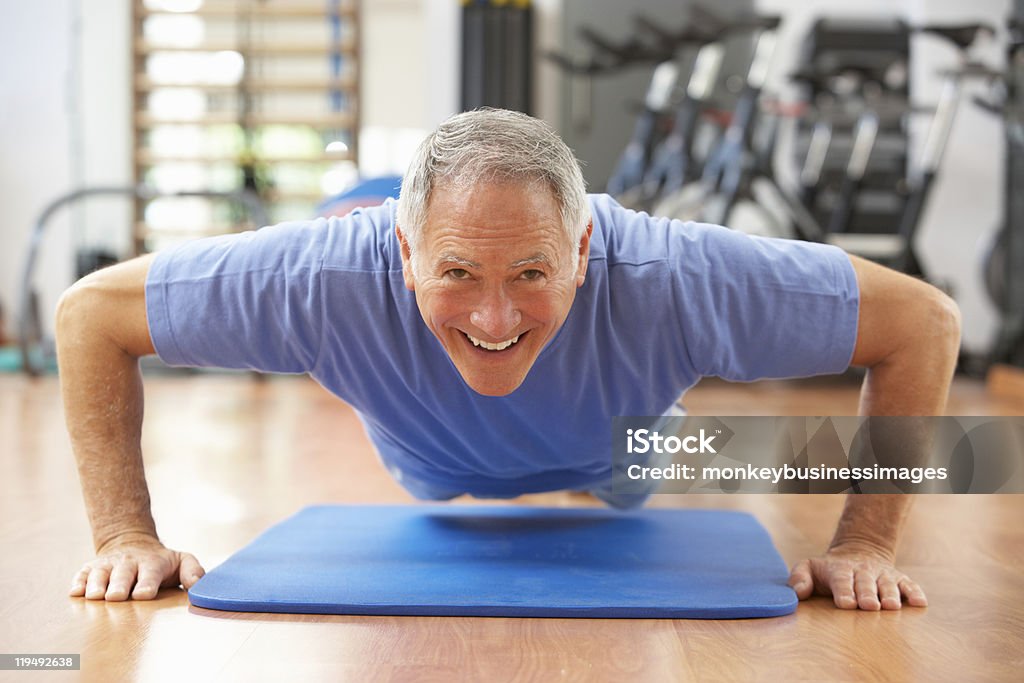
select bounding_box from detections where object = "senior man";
[58,108,959,610]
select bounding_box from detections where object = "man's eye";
[520,269,544,281]
[446,268,471,280]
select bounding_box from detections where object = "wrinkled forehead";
[419,178,571,251]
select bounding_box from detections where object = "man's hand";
[788,542,927,610]
[801,257,957,612]
[69,533,205,601]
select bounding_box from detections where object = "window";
[132,0,360,252]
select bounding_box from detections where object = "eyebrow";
[435,253,480,269]
[508,254,552,269]
[434,252,553,270]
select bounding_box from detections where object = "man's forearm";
[835,302,959,556]
[57,290,158,552]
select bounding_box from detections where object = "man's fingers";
[71,546,205,601]
[853,568,881,611]
[105,560,139,601]
[899,577,928,607]
[178,553,205,590]
[808,550,926,611]
[132,562,169,600]
[84,564,112,600]
[69,567,90,597]
[787,559,814,600]
[828,567,857,610]
[877,572,902,610]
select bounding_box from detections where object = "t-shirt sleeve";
[670,223,860,382]
[145,220,327,373]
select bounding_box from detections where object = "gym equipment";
[544,12,689,77]
[650,18,993,278]
[898,26,998,272]
[547,15,708,200]
[794,17,911,236]
[18,186,269,376]
[651,17,826,241]
[980,6,1024,367]
[639,41,726,208]
[652,18,781,226]
[887,68,967,273]
[780,19,999,279]
[189,504,798,619]
[792,18,911,237]
[791,65,895,239]
[827,111,879,236]
[547,9,775,206]
[462,0,534,114]
[605,61,680,198]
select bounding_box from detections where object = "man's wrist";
[827,494,910,563]
[95,529,161,554]
[827,536,896,563]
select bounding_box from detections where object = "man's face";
[398,181,591,397]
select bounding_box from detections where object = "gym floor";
[1,373,1022,682]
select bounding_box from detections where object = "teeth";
[466,332,521,351]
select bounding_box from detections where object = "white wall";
[78,0,133,257]
[1,1,76,342]
[360,0,433,176]
[1,0,148,341]
[422,0,460,128]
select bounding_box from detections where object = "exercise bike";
[546,13,717,201]
[977,15,1024,368]
[652,16,827,241]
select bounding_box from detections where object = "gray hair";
[396,108,589,259]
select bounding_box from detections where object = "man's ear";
[575,220,594,288]
[395,226,416,291]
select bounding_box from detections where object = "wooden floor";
[1,372,1022,682]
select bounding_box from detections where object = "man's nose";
[469,287,522,338]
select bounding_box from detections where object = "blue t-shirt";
[145,194,859,496]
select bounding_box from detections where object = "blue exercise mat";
[188,505,797,619]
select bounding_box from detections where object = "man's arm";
[57,254,204,601]
[788,254,961,610]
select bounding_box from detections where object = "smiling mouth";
[463,331,523,351]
